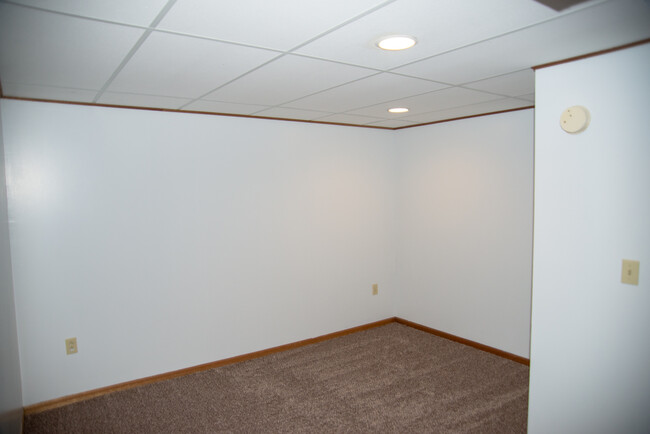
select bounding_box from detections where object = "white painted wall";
[2,99,535,407]
[529,43,650,433]
[394,110,534,358]
[0,100,23,433]
[1,100,397,405]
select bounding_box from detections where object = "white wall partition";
[1,100,397,405]
[529,43,650,433]
[0,99,23,433]
[1,99,536,407]
[394,110,534,358]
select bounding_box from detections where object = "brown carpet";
[24,323,529,433]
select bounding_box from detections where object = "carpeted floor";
[24,323,529,433]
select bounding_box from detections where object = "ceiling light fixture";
[388,107,409,113]
[377,35,417,51]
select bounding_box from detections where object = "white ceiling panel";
[315,113,385,125]
[252,107,333,121]
[464,69,535,97]
[399,98,533,124]
[347,87,503,119]
[183,100,270,115]
[286,72,447,112]
[2,0,648,128]
[394,0,650,84]
[107,31,278,98]
[158,0,389,51]
[97,92,192,109]
[0,4,145,90]
[518,93,535,102]
[203,55,376,106]
[8,0,170,26]
[295,0,562,70]
[1,82,97,103]
[368,119,416,128]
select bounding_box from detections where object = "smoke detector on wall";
[560,106,590,134]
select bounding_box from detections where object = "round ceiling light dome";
[388,107,409,113]
[377,35,417,51]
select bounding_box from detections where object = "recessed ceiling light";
[388,107,409,113]
[377,35,417,51]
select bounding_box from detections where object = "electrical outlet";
[621,259,640,285]
[372,283,378,295]
[65,337,78,355]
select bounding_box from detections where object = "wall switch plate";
[621,259,640,285]
[65,337,78,355]
[372,283,378,295]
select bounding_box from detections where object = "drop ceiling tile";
[253,107,333,121]
[347,87,502,119]
[394,0,650,84]
[367,119,417,128]
[296,0,559,70]
[286,72,448,113]
[464,69,534,97]
[518,93,535,102]
[203,55,376,106]
[0,4,145,90]
[315,113,385,125]
[1,82,98,103]
[183,100,270,115]
[9,0,169,26]
[107,31,278,99]
[400,98,533,124]
[97,92,192,109]
[158,0,386,51]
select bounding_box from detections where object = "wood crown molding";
[394,106,534,130]
[534,38,650,70]
[0,95,533,131]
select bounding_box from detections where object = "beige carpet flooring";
[24,323,529,433]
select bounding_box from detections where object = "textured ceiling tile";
[183,100,270,115]
[399,98,533,124]
[296,0,558,70]
[107,31,278,99]
[464,69,535,97]
[253,107,333,121]
[367,119,417,128]
[286,72,447,113]
[347,87,503,118]
[204,55,376,106]
[394,0,650,84]
[97,92,192,109]
[158,0,387,51]
[1,83,98,103]
[315,113,385,125]
[0,4,145,90]
[8,0,170,26]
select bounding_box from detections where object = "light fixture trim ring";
[376,35,417,51]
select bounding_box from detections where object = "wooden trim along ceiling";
[24,317,529,415]
[534,37,650,70]
[0,95,534,130]
[0,95,393,130]
[393,106,534,130]
[3,39,649,130]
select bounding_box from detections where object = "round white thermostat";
[560,106,590,134]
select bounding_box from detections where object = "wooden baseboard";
[395,317,530,366]
[24,316,529,415]
[23,317,395,415]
